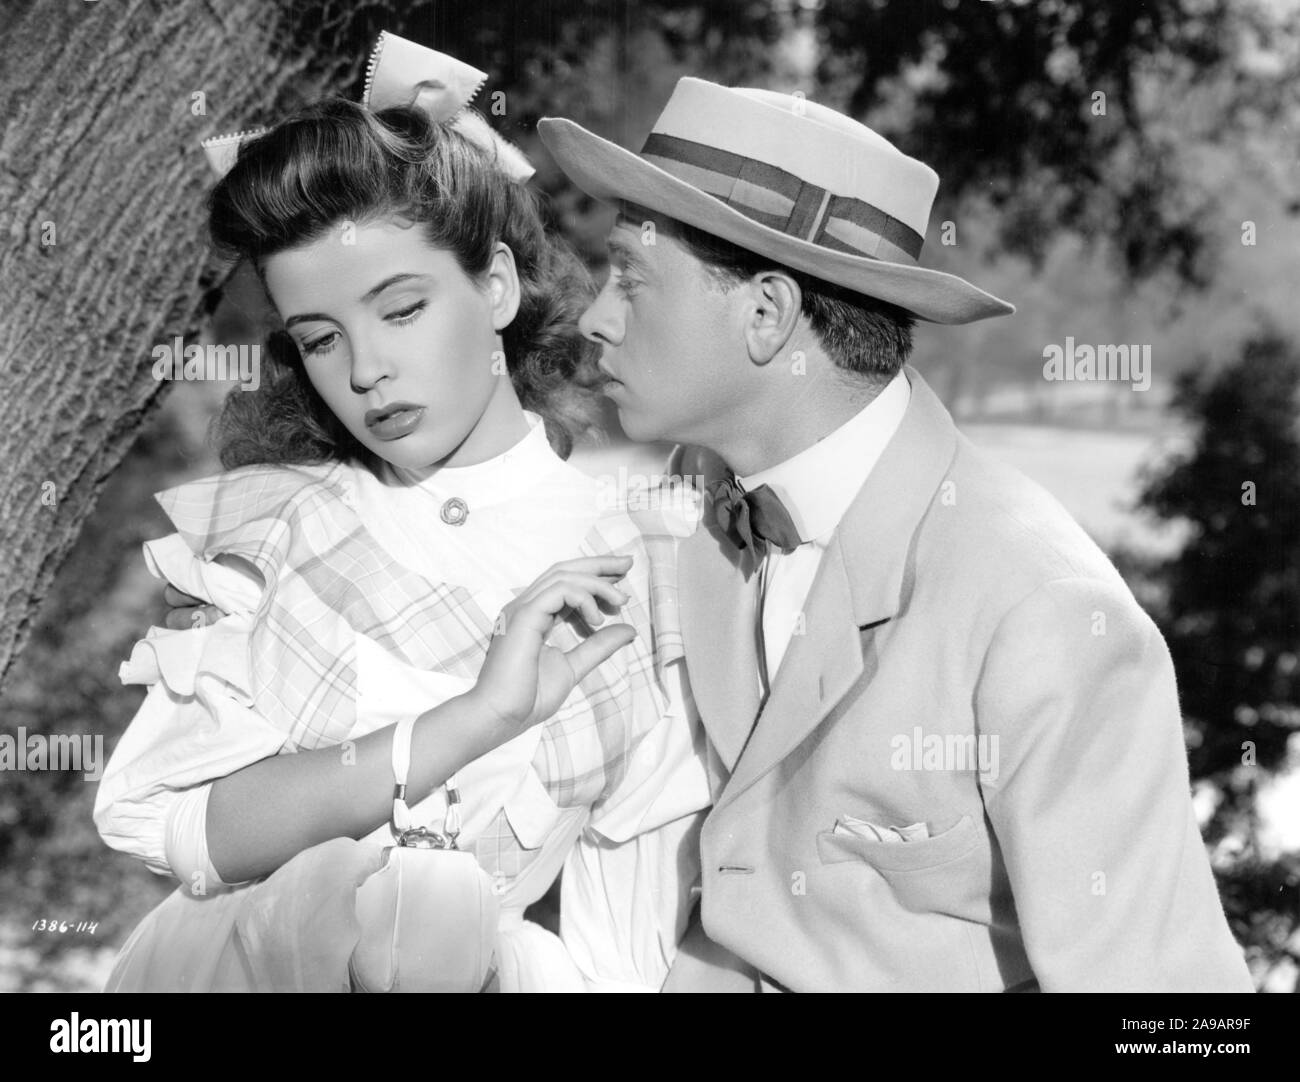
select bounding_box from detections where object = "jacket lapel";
[713,367,960,811]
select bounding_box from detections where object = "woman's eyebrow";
[361,272,431,302]
[284,311,333,330]
[284,273,433,327]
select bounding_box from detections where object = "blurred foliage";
[816,0,1297,285]
[1132,331,1300,988]
[1142,333,1300,779]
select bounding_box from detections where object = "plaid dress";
[97,426,706,990]
[157,451,684,878]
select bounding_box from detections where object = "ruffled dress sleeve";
[93,462,358,887]
[93,531,287,885]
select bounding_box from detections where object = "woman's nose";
[348,335,395,393]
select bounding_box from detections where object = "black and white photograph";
[1,0,1297,1031]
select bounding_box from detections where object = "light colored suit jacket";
[663,368,1253,992]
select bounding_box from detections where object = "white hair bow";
[201,30,534,183]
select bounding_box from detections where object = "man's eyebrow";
[605,236,644,270]
[283,273,430,329]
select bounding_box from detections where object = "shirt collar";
[738,370,911,544]
[383,411,560,508]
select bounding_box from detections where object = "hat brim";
[538,118,1014,325]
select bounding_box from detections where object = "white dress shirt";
[739,370,911,694]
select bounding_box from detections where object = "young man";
[535,77,1253,991]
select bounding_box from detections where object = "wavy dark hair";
[208,99,602,467]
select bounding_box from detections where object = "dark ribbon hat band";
[640,132,925,265]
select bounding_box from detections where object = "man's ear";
[742,270,801,366]
[485,242,523,331]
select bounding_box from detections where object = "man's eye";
[614,276,639,298]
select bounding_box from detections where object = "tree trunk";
[0,0,355,691]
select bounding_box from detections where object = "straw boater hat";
[538,79,1013,324]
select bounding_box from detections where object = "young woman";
[94,73,707,991]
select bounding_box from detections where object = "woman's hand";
[469,555,637,736]
[162,585,224,629]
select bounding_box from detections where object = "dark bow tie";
[708,473,802,559]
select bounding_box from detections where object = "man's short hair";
[666,216,916,382]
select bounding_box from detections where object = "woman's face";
[263,218,523,471]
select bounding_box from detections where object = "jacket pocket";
[815,814,989,920]
[816,814,979,871]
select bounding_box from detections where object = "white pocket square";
[833,814,930,844]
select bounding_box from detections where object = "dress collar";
[382,411,560,509]
[738,370,911,543]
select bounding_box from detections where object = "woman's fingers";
[505,581,620,637]
[163,602,222,630]
[562,623,637,684]
[518,555,633,600]
[476,562,640,730]
[545,554,634,578]
[512,574,628,629]
[162,584,219,630]
[163,585,204,607]
[552,574,628,622]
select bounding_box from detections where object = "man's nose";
[578,286,624,347]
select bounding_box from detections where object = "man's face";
[578,214,748,446]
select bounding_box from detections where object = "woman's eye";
[387,300,427,325]
[302,332,338,357]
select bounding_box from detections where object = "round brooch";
[440,497,469,526]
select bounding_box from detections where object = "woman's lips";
[365,403,425,441]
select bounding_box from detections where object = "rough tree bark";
[0,0,363,691]
[0,0,667,692]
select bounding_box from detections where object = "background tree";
[0,0,363,691]
[1132,331,1300,988]
[811,0,1300,407]
[815,0,1285,283]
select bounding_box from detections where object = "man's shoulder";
[910,430,1131,606]
[895,433,1169,704]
